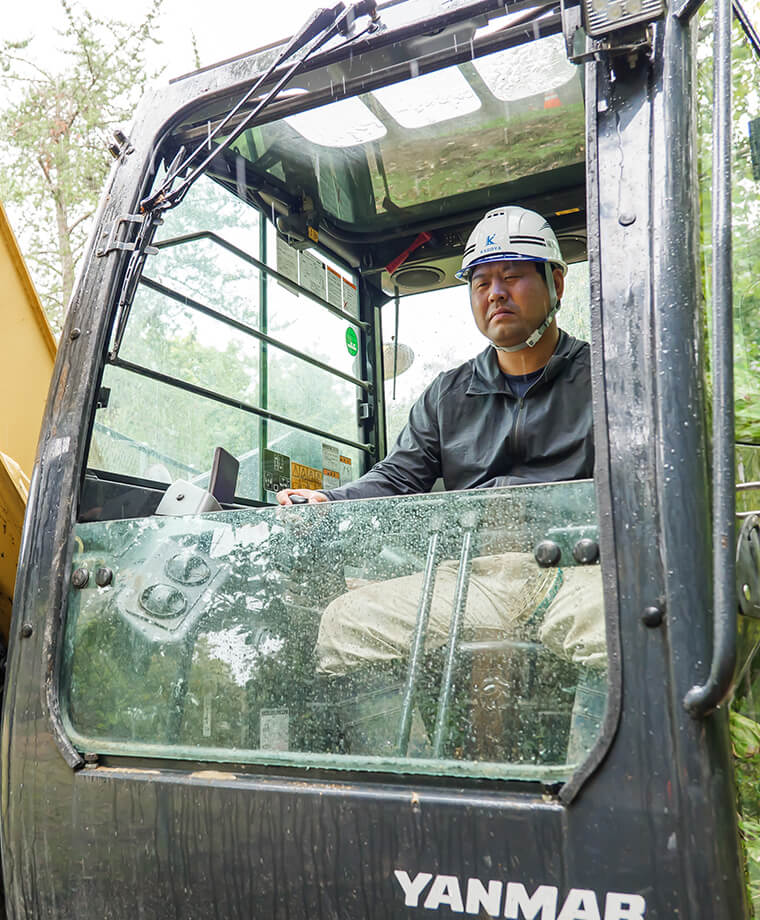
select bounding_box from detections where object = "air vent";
[557,234,587,263]
[391,265,445,291]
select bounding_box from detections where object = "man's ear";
[553,267,565,301]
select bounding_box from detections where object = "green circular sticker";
[345,327,359,356]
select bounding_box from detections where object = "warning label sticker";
[263,449,291,493]
[343,277,358,317]
[322,443,339,470]
[322,444,340,491]
[291,461,323,491]
[322,470,340,490]
[340,455,353,486]
[276,237,355,316]
[300,250,326,301]
[260,709,289,751]
[276,235,299,288]
[327,266,342,309]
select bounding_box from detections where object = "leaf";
[731,709,760,759]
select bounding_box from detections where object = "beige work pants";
[317,553,606,677]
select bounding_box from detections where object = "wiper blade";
[141,1,380,215]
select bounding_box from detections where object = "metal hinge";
[96,387,111,410]
[358,402,373,421]
[97,213,158,258]
[560,0,653,64]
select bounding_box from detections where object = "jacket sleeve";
[322,378,443,501]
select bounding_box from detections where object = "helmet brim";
[455,253,566,282]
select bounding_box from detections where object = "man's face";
[469,260,564,349]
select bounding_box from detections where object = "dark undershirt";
[503,367,544,397]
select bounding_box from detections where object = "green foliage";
[698,6,760,443]
[740,818,760,917]
[732,708,760,758]
[374,104,586,210]
[731,704,760,915]
[0,0,163,332]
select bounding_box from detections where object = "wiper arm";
[141,1,380,215]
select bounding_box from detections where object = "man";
[276,206,603,734]
[278,205,593,504]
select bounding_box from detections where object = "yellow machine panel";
[0,202,56,639]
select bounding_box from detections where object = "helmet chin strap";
[494,263,560,353]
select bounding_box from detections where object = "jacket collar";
[466,330,583,396]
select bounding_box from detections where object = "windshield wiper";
[141,1,380,215]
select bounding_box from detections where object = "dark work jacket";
[323,330,593,501]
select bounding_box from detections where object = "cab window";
[63,24,609,786]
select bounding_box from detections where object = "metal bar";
[684,0,735,717]
[397,530,440,755]
[392,285,400,401]
[370,297,387,469]
[258,219,269,502]
[154,231,369,329]
[675,0,706,23]
[139,276,372,393]
[110,357,375,455]
[737,481,760,491]
[431,530,473,757]
[91,421,201,475]
[733,0,760,57]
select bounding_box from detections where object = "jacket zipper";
[512,396,526,460]
[512,368,547,459]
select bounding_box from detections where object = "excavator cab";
[66,9,602,782]
[3,0,760,917]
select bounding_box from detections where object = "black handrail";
[109,356,375,456]
[154,231,368,330]
[684,0,736,718]
[138,275,371,393]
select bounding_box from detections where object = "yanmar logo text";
[393,871,646,919]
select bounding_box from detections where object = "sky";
[3,0,328,87]
[6,0,758,71]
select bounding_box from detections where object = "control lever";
[209,446,239,505]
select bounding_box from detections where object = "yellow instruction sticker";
[291,462,323,491]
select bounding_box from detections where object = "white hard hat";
[456,206,568,281]
[457,206,568,353]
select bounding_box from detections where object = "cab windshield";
[63,16,608,785]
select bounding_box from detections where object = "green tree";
[0,0,163,332]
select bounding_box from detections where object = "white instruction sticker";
[260,709,289,751]
[323,470,340,490]
[327,266,342,308]
[276,235,299,288]
[340,455,353,486]
[203,693,213,737]
[300,250,326,300]
[323,443,341,490]
[322,443,340,473]
[342,277,358,317]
